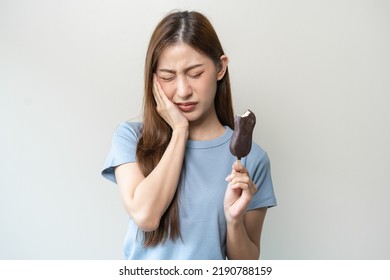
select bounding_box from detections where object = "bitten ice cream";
[229,109,256,161]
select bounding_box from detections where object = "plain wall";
[1,0,389,259]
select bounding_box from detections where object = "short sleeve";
[101,122,142,184]
[246,147,277,210]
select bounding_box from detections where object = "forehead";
[157,43,214,69]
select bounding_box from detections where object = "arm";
[115,127,187,231]
[115,76,188,231]
[224,161,268,259]
[226,208,267,260]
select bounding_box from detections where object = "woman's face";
[155,43,227,124]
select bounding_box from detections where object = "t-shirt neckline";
[186,126,233,149]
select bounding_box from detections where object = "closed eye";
[188,71,204,79]
[159,76,175,82]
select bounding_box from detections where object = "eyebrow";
[158,63,204,74]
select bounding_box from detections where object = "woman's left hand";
[224,160,258,224]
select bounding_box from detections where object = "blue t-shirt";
[102,122,276,260]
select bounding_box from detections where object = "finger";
[228,176,251,190]
[228,175,257,194]
[250,181,257,194]
[232,160,248,174]
[153,75,164,106]
[250,183,258,194]
[227,183,254,206]
[229,182,251,191]
[229,181,253,191]
[231,174,250,184]
[154,77,171,105]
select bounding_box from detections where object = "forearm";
[130,128,188,229]
[226,220,260,260]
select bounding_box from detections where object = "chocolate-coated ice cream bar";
[229,109,256,160]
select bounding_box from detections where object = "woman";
[102,10,276,260]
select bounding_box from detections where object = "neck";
[188,116,225,141]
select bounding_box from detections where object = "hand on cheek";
[153,74,189,130]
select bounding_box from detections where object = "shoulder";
[116,121,143,134]
[244,142,272,178]
[102,122,142,183]
[114,121,143,140]
[248,142,270,164]
[246,142,276,208]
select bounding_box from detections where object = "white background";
[1,0,389,259]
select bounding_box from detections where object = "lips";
[176,102,197,112]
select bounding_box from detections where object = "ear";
[217,55,229,81]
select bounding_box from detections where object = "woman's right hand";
[153,74,189,131]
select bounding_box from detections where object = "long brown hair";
[136,10,234,247]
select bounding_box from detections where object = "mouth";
[175,102,197,112]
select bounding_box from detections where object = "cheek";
[200,76,218,97]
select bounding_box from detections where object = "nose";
[175,75,192,99]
